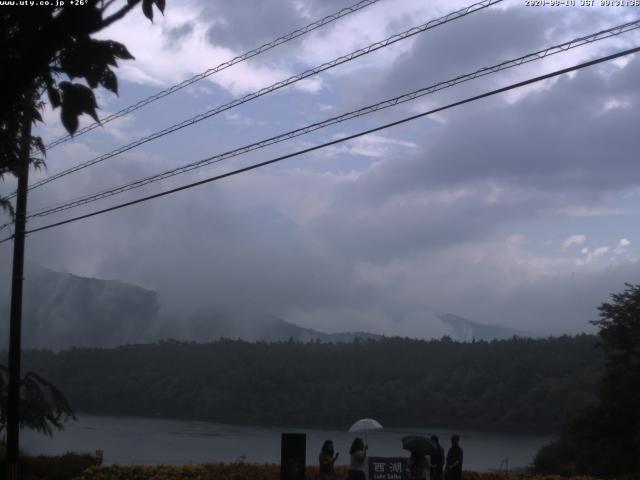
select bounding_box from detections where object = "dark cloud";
[163,21,195,49]
[20,183,376,319]
[287,34,640,289]
[379,7,556,95]
[345,5,627,113]
[203,0,353,52]
[379,56,640,194]
[305,182,532,261]
[205,1,302,52]
[2,3,638,344]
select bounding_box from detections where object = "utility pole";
[6,103,32,480]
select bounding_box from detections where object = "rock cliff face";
[0,264,159,349]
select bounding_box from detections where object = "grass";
[0,444,602,480]
[74,464,599,480]
[0,442,100,480]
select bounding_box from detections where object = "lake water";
[22,414,551,472]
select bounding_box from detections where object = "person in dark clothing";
[408,451,429,480]
[319,440,339,480]
[430,435,445,480]
[445,435,463,480]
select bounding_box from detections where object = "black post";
[281,433,306,480]
[6,111,31,480]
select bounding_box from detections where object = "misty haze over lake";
[0,264,536,350]
[22,414,551,471]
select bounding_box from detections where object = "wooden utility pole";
[6,105,32,480]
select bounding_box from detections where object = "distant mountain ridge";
[239,315,382,343]
[1,265,532,349]
[0,264,159,350]
[438,313,535,341]
[157,309,382,344]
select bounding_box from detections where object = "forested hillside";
[14,335,602,431]
[0,264,159,349]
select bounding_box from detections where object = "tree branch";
[100,0,118,15]
[93,0,140,32]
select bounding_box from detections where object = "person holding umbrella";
[347,437,368,480]
[429,435,445,480]
[444,435,463,480]
[402,436,437,480]
[408,452,430,480]
[348,418,383,445]
[346,417,380,480]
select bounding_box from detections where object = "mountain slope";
[439,313,535,341]
[0,265,534,349]
[0,264,159,349]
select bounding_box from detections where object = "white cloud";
[562,234,586,250]
[96,3,302,96]
[593,246,609,258]
[506,233,527,248]
[602,97,632,112]
[222,111,265,127]
[313,132,418,160]
[577,246,611,266]
[615,238,631,253]
[551,206,629,217]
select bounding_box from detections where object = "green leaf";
[154,0,166,14]
[142,0,153,21]
[0,197,16,218]
[100,69,118,95]
[47,86,61,109]
[61,105,79,134]
[107,40,135,61]
[31,107,43,123]
[59,82,101,133]
[59,40,87,79]
[60,39,119,82]
[84,68,101,89]
[30,157,46,171]
[31,136,46,157]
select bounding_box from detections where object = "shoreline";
[68,411,559,437]
[22,413,551,471]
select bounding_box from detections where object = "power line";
[12,0,502,198]
[40,0,383,152]
[1,44,637,245]
[18,18,640,223]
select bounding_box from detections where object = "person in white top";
[348,437,368,480]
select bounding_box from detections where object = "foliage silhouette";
[12,335,603,431]
[0,0,165,212]
[0,364,75,436]
[532,284,640,477]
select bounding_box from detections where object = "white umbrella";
[348,418,383,443]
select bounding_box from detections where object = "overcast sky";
[2,0,640,338]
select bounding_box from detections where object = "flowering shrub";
[461,474,595,480]
[73,464,598,480]
[74,464,351,480]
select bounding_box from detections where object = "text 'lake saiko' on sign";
[368,457,408,480]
